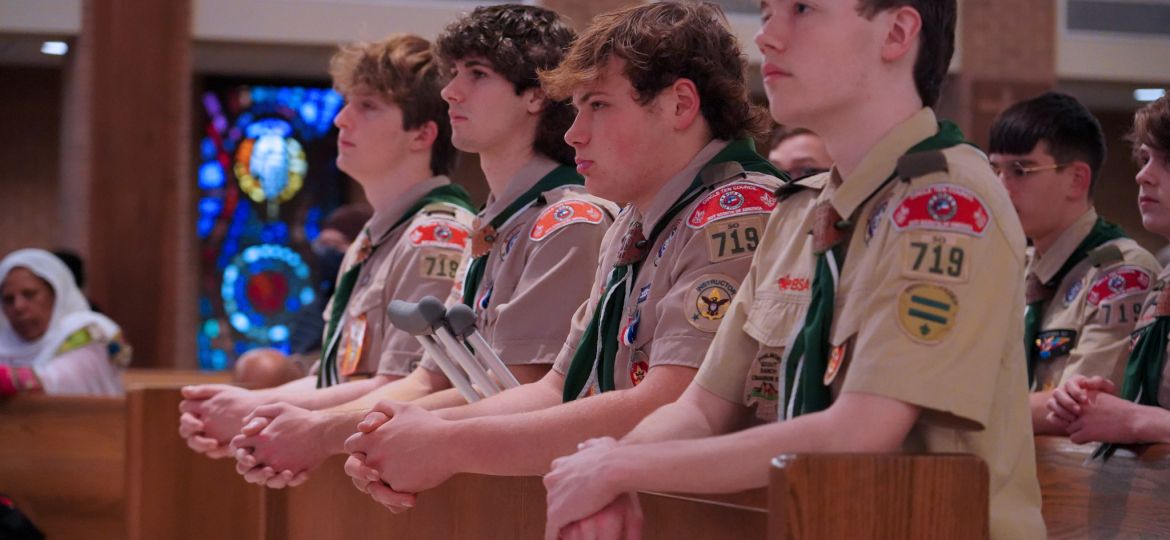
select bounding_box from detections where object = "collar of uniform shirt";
[635,138,730,233]
[366,175,451,243]
[830,107,940,220]
[477,155,560,225]
[1030,207,1100,284]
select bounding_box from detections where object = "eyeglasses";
[990,161,1071,180]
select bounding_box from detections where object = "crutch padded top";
[417,296,448,330]
[387,299,435,336]
[445,304,478,338]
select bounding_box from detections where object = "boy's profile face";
[333,89,415,182]
[755,0,886,126]
[565,60,675,206]
[440,57,540,155]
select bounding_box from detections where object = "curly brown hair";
[1129,95,1170,157]
[435,5,576,165]
[539,1,766,142]
[329,33,455,176]
[855,0,956,108]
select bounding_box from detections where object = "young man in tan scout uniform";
[176,34,477,485]
[988,92,1159,435]
[340,2,789,511]
[223,5,615,487]
[543,1,1047,538]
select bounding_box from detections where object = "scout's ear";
[409,120,439,152]
[879,6,922,64]
[522,86,547,115]
[666,77,702,132]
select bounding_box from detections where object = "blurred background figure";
[0,248,131,397]
[766,126,833,181]
[232,203,371,389]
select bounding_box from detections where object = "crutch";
[416,296,503,397]
[445,303,520,389]
[386,299,480,402]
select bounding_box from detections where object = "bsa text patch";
[409,219,470,250]
[529,200,605,241]
[891,184,989,237]
[687,274,740,332]
[896,283,958,343]
[1086,266,1152,306]
[1035,329,1076,360]
[687,182,777,229]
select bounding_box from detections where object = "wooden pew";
[1035,435,1170,538]
[0,395,127,539]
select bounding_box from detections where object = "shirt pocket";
[743,289,809,348]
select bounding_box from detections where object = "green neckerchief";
[317,183,474,388]
[1024,217,1126,388]
[781,121,968,418]
[562,139,786,402]
[1095,283,1170,460]
[461,165,583,308]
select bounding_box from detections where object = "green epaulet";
[1088,244,1124,267]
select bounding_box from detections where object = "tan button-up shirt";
[1028,209,1159,391]
[1131,264,1170,409]
[420,156,616,371]
[699,110,1043,538]
[319,176,476,378]
[552,140,785,391]
[693,175,825,422]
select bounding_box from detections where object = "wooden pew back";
[0,395,126,539]
[1035,435,1170,538]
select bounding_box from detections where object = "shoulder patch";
[896,283,958,344]
[686,274,740,332]
[890,183,989,237]
[408,218,470,250]
[687,182,778,229]
[1086,265,1152,306]
[530,200,605,241]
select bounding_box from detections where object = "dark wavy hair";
[1129,95,1170,158]
[330,34,455,176]
[540,1,767,142]
[435,4,576,165]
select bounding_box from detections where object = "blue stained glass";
[197,218,213,239]
[234,342,252,356]
[268,325,290,342]
[199,162,225,190]
[305,206,321,241]
[231,312,250,332]
[202,319,220,339]
[300,287,315,306]
[300,101,318,125]
[199,297,213,317]
[199,197,223,217]
[285,297,300,311]
[211,349,228,370]
[275,342,291,355]
[200,137,217,160]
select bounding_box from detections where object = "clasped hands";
[1046,375,1143,444]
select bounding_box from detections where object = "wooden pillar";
[538,0,646,31]
[65,0,195,368]
[951,0,1056,148]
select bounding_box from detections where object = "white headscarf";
[0,248,122,368]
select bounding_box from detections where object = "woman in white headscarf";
[0,248,130,397]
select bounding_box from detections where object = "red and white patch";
[687,182,778,229]
[409,219,470,250]
[1086,266,1152,306]
[530,200,605,241]
[891,184,989,237]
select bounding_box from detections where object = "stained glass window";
[196,81,347,371]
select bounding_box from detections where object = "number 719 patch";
[901,232,970,283]
[705,215,764,263]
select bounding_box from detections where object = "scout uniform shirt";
[693,175,826,422]
[1027,209,1159,391]
[1129,263,1170,410]
[317,176,475,384]
[419,156,615,373]
[553,139,785,395]
[722,110,1044,538]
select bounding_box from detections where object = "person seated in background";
[0,248,131,397]
[766,126,833,180]
[232,203,373,389]
[177,34,478,483]
[988,92,1159,435]
[1048,94,1170,446]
